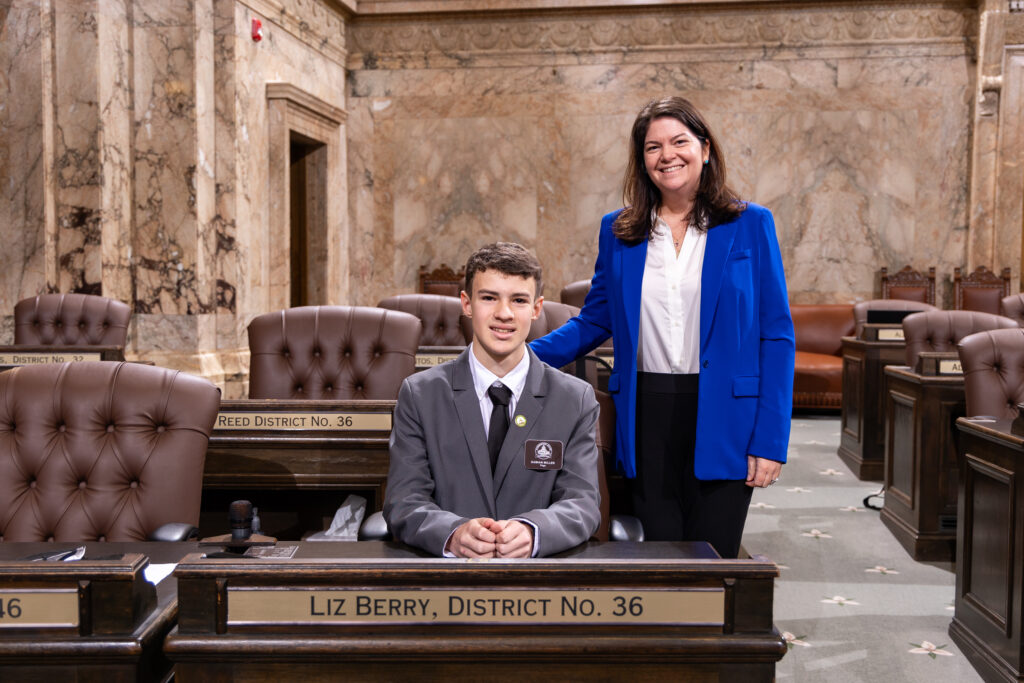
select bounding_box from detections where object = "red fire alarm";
[251,18,263,42]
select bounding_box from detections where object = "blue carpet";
[741,416,983,682]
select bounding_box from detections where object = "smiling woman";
[530,96,796,559]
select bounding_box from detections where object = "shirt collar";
[468,343,531,402]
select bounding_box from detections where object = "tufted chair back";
[852,299,937,338]
[247,306,421,400]
[0,362,220,542]
[1000,293,1024,327]
[459,300,580,345]
[377,294,466,347]
[958,327,1024,419]
[902,310,1019,369]
[560,280,591,309]
[14,293,131,346]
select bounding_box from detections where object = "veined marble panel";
[348,57,972,306]
[0,1,47,303]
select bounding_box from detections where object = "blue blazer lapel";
[621,238,648,349]
[700,220,739,351]
[451,351,497,516]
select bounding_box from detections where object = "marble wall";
[2,0,1023,392]
[345,0,996,307]
[0,0,348,395]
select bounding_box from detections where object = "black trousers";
[632,372,753,558]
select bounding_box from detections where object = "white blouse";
[637,215,707,374]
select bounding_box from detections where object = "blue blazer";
[530,203,795,480]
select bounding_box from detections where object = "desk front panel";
[203,400,394,539]
[167,541,784,682]
[838,337,906,480]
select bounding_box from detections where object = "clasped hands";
[446,518,533,559]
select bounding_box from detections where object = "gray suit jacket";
[383,347,601,556]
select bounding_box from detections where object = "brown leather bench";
[791,304,855,411]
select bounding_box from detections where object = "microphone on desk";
[230,500,254,542]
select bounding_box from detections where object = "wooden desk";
[166,541,785,682]
[838,329,907,480]
[203,400,394,540]
[880,358,964,561]
[0,542,195,682]
[950,417,1024,683]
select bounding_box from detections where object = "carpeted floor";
[741,416,983,682]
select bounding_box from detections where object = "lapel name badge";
[524,439,564,471]
[514,415,527,427]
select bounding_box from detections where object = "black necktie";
[487,382,513,472]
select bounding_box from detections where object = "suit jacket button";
[702,360,709,368]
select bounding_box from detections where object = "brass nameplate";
[216,412,392,431]
[228,588,723,626]
[0,352,102,365]
[0,589,79,628]
[415,353,460,368]
[876,328,905,341]
[938,359,963,375]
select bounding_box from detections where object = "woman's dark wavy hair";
[613,97,745,244]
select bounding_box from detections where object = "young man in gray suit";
[384,243,601,558]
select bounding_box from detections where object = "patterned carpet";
[741,416,983,682]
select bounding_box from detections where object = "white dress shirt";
[444,344,538,557]
[468,343,530,437]
[637,214,707,374]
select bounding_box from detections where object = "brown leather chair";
[14,293,131,346]
[902,310,1019,369]
[247,306,421,400]
[958,327,1024,419]
[377,294,466,347]
[880,265,936,305]
[954,266,1012,314]
[418,264,465,298]
[560,279,591,309]
[559,279,613,351]
[852,299,937,338]
[0,362,220,542]
[791,304,855,411]
[1000,293,1024,326]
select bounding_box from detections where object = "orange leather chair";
[958,327,1024,418]
[378,294,466,347]
[791,304,855,411]
[247,306,421,400]
[0,362,220,542]
[14,293,130,346]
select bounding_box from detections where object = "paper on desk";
[144,563,177,585]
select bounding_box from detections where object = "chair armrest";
[358,511,392,541]
[609,515,644,542]
[147,522,200,542]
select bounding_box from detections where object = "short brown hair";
[464,242,542,299]
[614,96,744,244]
